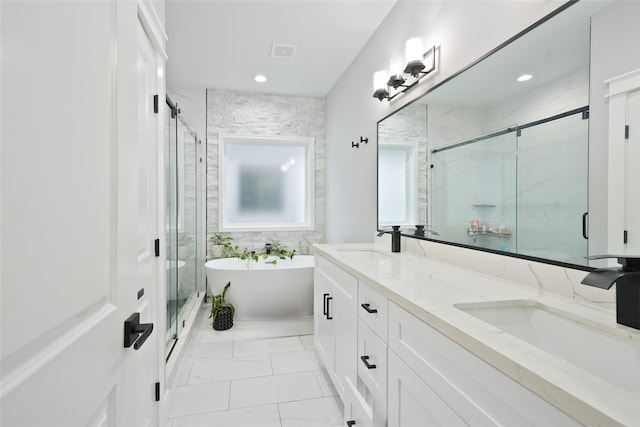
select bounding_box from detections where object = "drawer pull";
[361,303,378,314]
[360,355,377,369]
[346,421,356,427]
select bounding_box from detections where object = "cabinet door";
[388,351,466,427]
[333,295,358,400]
[314,273,334,372]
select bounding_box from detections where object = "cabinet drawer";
[316,256,357,310]
[344,383,373,427]
[388,301,580,426]
[358,280,388,343]
[357,320,387,407]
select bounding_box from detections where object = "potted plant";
[236,241,296,264]
[210,233,238,258]
[209,282,235,330]
[269,241,296,261]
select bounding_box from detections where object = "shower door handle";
[124,312,154,350]
[326,296,333,320]
[582,212,589,240]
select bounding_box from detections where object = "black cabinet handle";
[346,421,356,427]
[360,355,377,369]
[361,303,378,314]
[124,312,154,350]
[326,296,333,320]
[582,212,589,240]
[323,293,329,316]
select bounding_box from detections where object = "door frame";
[136,0,169,423]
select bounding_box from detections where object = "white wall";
[589,0,640,263]
[325,0,566,243]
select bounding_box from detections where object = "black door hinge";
[154,239,160,257]
[624,230,628,244]
[625,125,630,140]
[155,382,160,402]
[153,95,159,114]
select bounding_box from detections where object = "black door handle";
[361,303,378,314]
[323,293,329,316]
[326,296,333,320]
[582,212,589,240]
[360,355,377,369]
[124,312,154,350]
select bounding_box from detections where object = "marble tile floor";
[168,303,343,427]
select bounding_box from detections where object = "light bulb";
[405,37,424,64]
[373,70,388,91]
[389,56,404,77]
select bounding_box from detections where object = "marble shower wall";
[206,89,326,255]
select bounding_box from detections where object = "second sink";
[455,299,640,393]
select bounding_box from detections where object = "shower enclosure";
[165,96,205,358]
[430,107,589,265]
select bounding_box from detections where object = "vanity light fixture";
[373,39,436,102]
[516,74,533,82]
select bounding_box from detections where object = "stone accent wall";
[206,89,326,255]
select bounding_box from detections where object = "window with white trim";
[219,135,315,231]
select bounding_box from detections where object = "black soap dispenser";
[392,225,401,253]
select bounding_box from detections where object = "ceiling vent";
[270,43,297,60]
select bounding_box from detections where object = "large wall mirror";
[377,0,639,269]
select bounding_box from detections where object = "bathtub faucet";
[264,243,272,255]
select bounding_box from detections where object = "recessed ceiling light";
[517,74,533,82]
[255,74,267,83]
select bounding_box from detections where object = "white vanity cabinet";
[314,256,358,402]
[387,301,581,427]
[315,253,582,427]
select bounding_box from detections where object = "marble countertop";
[313,243,640,427]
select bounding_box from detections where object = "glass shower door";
[430,132,517,252]
[165,96,204,357]
[516,112,589,264]
[165,101,179,351]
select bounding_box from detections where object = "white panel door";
[115,13,163,427]
[0,1,164,426]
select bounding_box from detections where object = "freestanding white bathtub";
[204,255,314,320]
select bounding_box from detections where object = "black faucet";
[581,255,640,330]
[414,225,439,237]
[377,226,402,253]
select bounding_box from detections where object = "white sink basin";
[337,249,393,261]
[455,300,640,393]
